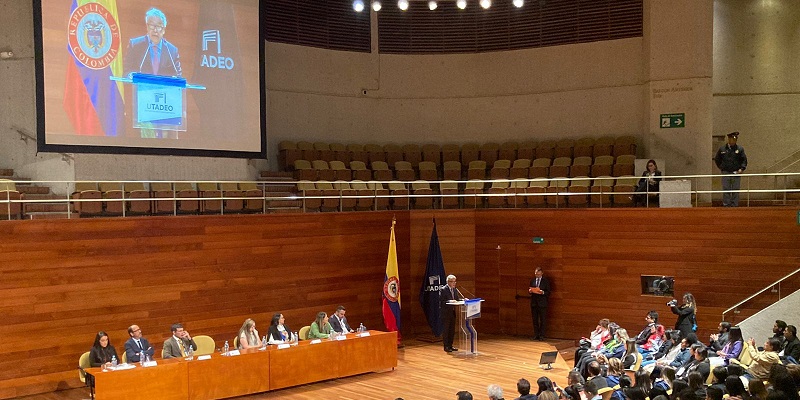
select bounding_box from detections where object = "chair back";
[193,335,216,356]
[299,325,311,340]
[78,351,91,383]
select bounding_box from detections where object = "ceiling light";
[398,0,409,11]
[372,1,382,11]
[428,1,437,10]
[480,0,491,9]
[353,0,365,12]
[457,0,467,9]
[513,0,524,8]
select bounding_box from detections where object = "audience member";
[644,331,683,372]
[636,311,659,345]
[708,366,728,394]
[713,326,744,366]
[308,312,333,339]
[577,329,629,376]
[767,364,799,400]
[677,343,710,381]
[634,159,662,206]
[669,293,697,339]
[687,372,706,399]
[625,339,641,369]
[641,325,667,354]
[514,378,536,400]
[773,321,788,349]
[563,370,587,400]
[748,379,767,400]
[624,387,648,400]
[537,377,555,396]
[267,313,292,344]
[743,337,782,381]
[724,375,751,400]
[89,330,119,367]
[576,319,613,367]
[458,391,474,400]
[330,305,354,333]
[605,358,624,388]
[488,384,506,400]
[588,361,610,389]
[705,386,724,400]
[660,334,699,370]
[709,322,732,353]
[634,369,652,394]
[650,366,676,399]
[163,323,197,359]
[237,318,262,349]
[124,324,154,363]
[539,390,559,400]
[780,325,799,364]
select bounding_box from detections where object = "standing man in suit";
[124,324,155,363]
[162,323,197,359]
[440,274,463,353]
[529,267,551,340]
[123,8,181,77]
[330,305,354,333]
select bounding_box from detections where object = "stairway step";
[17,186,52,195]
[20,193,61,200]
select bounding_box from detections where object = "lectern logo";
[383,277,399,303]
[147,92,173,112]
[67,3,120,70]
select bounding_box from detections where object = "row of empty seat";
[295,176,645,212]
[278,136,638,172]
[71,182,265,217]
[293,155,638,182]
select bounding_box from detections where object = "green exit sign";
[660,113,685,129]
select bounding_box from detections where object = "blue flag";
[419,219,446,336]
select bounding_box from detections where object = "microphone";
[164,41,180,76]
[138,42,150,73]
[456,286,475,300]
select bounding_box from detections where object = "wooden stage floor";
[27,335,571,400]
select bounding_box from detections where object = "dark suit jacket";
[124,337,155,363]
[267,324,292,342]
[329,314,352,333]
[89,345,119,367]
[530,276,551,307]
[162,336,197,359]
[439,285,462,321]
[123,36,182,77]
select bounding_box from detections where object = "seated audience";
[705,386,724,400]
[677,343,711,381]
[724,375,751,400]
[634,369,653,395]
[237,318,262,349]
[625,339,643,369]
[606,358,624,389]
[89,330,119,367]
[563,370,587,400]
[767,364,798,400]
[781,325,799,364]
[641,324,667,354]
[587,361,610,390]
[743,337,782,381]
[634,159,662,206]
[124,324,154,363]
[267,313,292,344]
[650,366,676,399]
[515,378,536,400]
[748,379,767,400]
[773,321,788,349]
[537,376,556,395]
[163,323,197,359]
[624,387,648,400]
[577,329,629,376]
[708,366,728,394]
[644,331,682,371]
[457,391,474,400]
[576,319,613,367]
[713,326,744,366]
[308,311,333,339]
[539,391,559,400]
[488,384,505,400]
[329,305,354,333]
[709,321,732,353]
[687,372,707,399]
[636,311,659,346]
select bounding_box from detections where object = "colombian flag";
[64,0,125,136]
[382,218,402,343]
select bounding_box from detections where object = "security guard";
[714,131,748,207]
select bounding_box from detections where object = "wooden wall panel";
[0,208,798,398]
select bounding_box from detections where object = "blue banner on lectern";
[465,298,482,319]
[131,73,187,130]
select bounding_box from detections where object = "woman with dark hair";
[670,293,697,339]
[267,313,292,344]
[634,369,652,394]
[716,326,744,364]
[635,159,662,207]
[537,376,555,395]
[308,311,333,339]
[687,372,706,399]
[624,387,648,400]
[650,366,676,399]
[89,331,119,368]
[624,339,641,369]
[767,364,799,400]
[748,379,767,400]
[725,375,751,400]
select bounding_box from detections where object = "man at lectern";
[529,267,551,341]
[123,8,182,77]
[440,274,463,353]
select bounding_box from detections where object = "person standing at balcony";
[714,131,747,207]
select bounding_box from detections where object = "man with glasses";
[163,323,197,359]
[123,7,182,77]
[123,324,155,363]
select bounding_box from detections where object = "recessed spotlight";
[480,0,491,9]
[353,0,365,12]
[398,0,409,11]
[428,0,437,10]
[513,0,524,8]
[372,1,382,11]
[457,0,467,9]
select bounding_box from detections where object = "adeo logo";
[200,30,235,70]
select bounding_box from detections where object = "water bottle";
[223,341,230,355]
[358,323,365,333]
[186,344,194,360]
[262,335,267,347]
[111,355,118,367]
[140,351,145,366]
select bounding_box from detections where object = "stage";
[28,334,570,400]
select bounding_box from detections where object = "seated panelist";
[308,312,334,339]
[124,324,155,363]
[267,313,292,344]
[330,305,354,333]
[89,330,120,368]
[163,323,197,359]
[237,318,262,349]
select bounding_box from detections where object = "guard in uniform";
[714,131,747,207]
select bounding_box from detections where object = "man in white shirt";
[330,305,354,333]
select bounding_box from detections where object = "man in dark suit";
[123,7,181,77]
[439,274,462,352]
[162,323,197,359]
[124,324,155,363]
[529,267,551,340]
[330,305,354,333]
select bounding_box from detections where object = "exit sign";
[660,113,685,129]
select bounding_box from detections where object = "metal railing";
[1,171,800,220]
[722,267,800,323]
